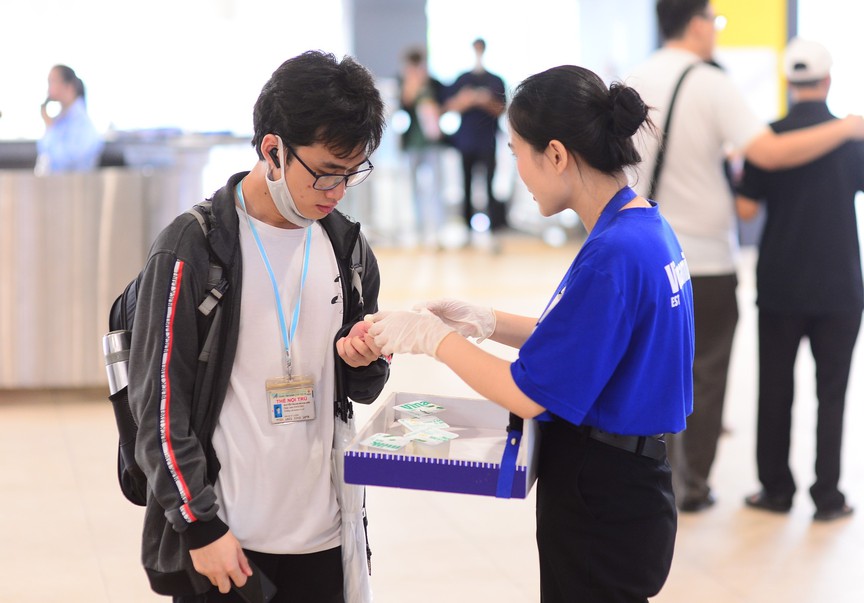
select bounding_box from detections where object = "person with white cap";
[737,37,862,522]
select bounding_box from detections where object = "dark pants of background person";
[460,149,507,231]
[756,309,861,512]
[173,546,343,603]
[536,420,677,603]
[666,274,738,505]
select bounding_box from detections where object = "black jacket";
[128,171,388,595]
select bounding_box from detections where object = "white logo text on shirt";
[664,253,691,307]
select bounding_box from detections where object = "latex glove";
[413,298,496,342]
[366,310,456,358]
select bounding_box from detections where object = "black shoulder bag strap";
[648,62,699,201]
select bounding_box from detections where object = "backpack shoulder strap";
[185,202,228,317]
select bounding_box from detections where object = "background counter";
[0,156,213,388]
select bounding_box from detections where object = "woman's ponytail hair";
[608,82,649,139]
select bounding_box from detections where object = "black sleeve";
[339,232,389,405]
[736,158,767,202]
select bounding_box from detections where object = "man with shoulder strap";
[128,51,390,602]
[626,0,864,513]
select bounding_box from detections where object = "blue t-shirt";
[511,187,694,435]
[446,69,505,154]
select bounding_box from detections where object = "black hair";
[508,65,651,175]
[404,46,426,66]
[52,64,85,101]
[656,0,709,40]
[251,51,385,160]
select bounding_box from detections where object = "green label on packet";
[394,400,446,416]
[361,433,410,451]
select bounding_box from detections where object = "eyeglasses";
[284,143,374,191]
[698,10,726,31]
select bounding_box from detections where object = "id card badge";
[265,376,316,425]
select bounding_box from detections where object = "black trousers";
[666,274,738,502]
[173,546,343,603]
[536,420,677,603]
[460,149,507,231]
[756,309,861,511]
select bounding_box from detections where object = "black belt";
[583,427,666,461]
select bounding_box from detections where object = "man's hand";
[189,531,252,594]
[336,320,382,367]
[735,195,760,221]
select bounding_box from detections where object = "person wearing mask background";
[626,0,864,513]
[37,64,103,173]
[367,65,694,603]
[737,38,862,522]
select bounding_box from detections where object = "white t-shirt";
[626,47,767,275]
[212,211,343,554]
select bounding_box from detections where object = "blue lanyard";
[236,180,311,377]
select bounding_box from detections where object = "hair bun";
[608,83,648,138]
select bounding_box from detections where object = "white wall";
[426,0,656,94]
[798,0,864,117]
[0,0,348,140]
[2,1,663,143]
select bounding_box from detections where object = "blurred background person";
[737,38,862,522]
[444,38,507,242]
[36,64,103,174]
[398,46,447,249]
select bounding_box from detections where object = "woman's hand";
[366,310,457,358]
[413,298,496,342]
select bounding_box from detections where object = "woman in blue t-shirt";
[368,65,694,603]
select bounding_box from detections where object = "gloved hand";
[365,310,457,358]
[413,298,496,343]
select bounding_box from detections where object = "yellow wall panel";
[714,0,789,114]
[715,0,787,49]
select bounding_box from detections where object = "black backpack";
[102,202,228,506]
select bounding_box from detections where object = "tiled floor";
[2,236,863,602]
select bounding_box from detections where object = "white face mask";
[264,136,315,228]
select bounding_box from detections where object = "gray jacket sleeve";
[128,242,228,549]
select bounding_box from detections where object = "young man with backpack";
[127,51,389,602]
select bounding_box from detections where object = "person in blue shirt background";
[37,64,104,173]
[443,38,507,237]
[368,65,695,603]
